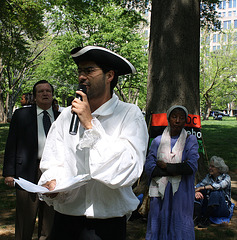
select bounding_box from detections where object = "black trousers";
[51,211,127,240]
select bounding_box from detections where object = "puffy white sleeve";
[79,106,149,189]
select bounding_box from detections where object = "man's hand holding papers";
[14,174,90,194]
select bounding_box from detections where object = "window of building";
[223,20,231,29]
[223,12,226,17]
[213,46,216,51]
[145,9,149,17]
[234,20,237,28]
[213,34,217,42]
[234,0,236,7]
[223,34,227,42]
[218,2,222,9]
[218,34,221,42]
[234,10,237,16]
[217,45,220,50]
[144,30,149,38]
[229,11,232,17]
[223,1,226,9]
[206,35,210,44]
[234,32,237,41]
[229,0,233,8]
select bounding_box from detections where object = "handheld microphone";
[69,84,87,135]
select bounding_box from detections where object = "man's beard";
[87,75,106,100]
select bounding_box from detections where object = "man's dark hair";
[33,80,54,97]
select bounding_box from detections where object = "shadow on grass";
[0,177,16,223]
[0,233,15,240]
[0,176,16,240]
[195,224,236,240]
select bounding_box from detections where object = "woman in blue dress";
[145,105,199,240]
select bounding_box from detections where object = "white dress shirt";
[37,106,54,159]
[38,94,149,218]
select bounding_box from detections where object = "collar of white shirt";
[36,105,54,120]
[92,93,118,117]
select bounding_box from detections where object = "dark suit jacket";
[3,104,60,185]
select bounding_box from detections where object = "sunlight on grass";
[201,117,237,170]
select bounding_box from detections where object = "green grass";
[195,225,236,240]
[201,116,237,170]
[0,119,237,239]
[0,123,10,170]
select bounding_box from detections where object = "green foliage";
[0,0,224,117]
[0,0,47,61]
[0,0,149,116]
[0,0,54,120]
[200,28,237,116]
[32,1,148,108]
[200,0,221,31]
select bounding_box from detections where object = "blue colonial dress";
[145,134,199,240]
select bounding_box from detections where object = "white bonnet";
[167,105,188,121]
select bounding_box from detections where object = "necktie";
[43,110,51,136]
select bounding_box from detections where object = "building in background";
[211,0,237,51]
[208,0,237,116]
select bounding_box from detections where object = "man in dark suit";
[3,80,60,240]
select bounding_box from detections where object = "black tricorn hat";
[71,46,136,76]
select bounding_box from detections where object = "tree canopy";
[0,0,228,122]
[0,0,149,121]
[0,0,52,121]
[31,1,148,107]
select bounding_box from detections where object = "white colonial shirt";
[38,93,149,218]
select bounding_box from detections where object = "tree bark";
[146,0,200,117]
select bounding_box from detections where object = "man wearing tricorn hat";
[38,46,149,239]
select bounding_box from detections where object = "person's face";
[209,161,220,178]
[34,83,53,109]
[53,100,59,111]
[77,61,113,101]
[169,108,186,136]
[20,94,27,106]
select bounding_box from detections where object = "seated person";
[194,156,231,228]
[217,114,223,120]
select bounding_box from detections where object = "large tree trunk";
[146,0,200,115]
[146,1,208,179]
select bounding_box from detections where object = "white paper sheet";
[14,174,90,194]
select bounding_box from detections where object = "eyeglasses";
[78,67,102,76]
[209,165,217,168]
